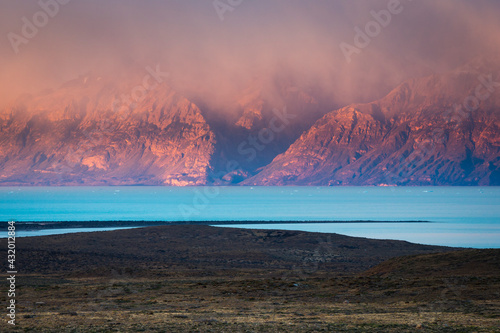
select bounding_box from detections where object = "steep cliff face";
[0,75,216,185]
[2,58,499,186]
[204,80,330,183]
[244,58,500,186]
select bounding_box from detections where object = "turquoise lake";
[1,186,499,248]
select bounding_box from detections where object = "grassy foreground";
[1,225,499,332]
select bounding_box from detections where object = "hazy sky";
[1,0,499,109]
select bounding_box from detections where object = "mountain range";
[1,57,499,186]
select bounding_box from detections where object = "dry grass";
[1,226,499,332]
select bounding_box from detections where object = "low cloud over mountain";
[1,1,499,185]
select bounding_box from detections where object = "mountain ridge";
[244,58,500,186]
[1,57,499,186]
[0,76,216,185]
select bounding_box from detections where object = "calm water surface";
[1,186,499,248]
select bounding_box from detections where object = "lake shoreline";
[1,219,431,230]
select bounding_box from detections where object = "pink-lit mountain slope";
[0,74,215,185]
[244,57,500,185]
